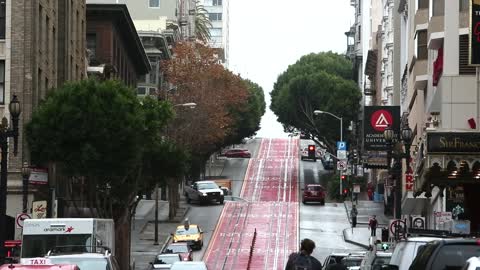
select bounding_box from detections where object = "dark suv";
[385,238,480,270]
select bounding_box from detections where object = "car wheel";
[302,200,306,204]
[186,195,191,204]
[219,198,224,205]
[301,157,304,161]
[321,199,325,206]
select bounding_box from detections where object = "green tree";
[25,80,176,270]
[225,79,266,145]
[270,52,361,154]
[194,0,212,42]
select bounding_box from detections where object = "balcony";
[413,59,428,90]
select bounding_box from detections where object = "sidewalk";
[131,197,190,270]
[342,192,391,249]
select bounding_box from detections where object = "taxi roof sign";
[20,258,53,266]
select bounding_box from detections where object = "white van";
[385,237,442,270]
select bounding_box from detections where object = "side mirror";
[170,233,174,236]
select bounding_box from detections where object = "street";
[132,138,371,269]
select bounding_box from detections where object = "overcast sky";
[228,0,354,138]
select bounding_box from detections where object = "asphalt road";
[152,137,364,267]
[298,143,364,264]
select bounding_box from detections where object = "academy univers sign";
[363,106,400,150]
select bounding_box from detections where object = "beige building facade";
[6,0,86,238]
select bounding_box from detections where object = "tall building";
[202,0,229,65]
[5,0,87,239]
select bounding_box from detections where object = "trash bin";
[381,227,389,242]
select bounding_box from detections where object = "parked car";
[302,184,326,205]
[462,256,480,270]
[184,180,224,205]
[150,254,182,269]
[223,149,251,158]
[170,261,208,270]
[389,238,480,270]
[171,223,204,250]
[341,253,364,269]
[323,252,349,269]
[385,237,443,270]
[359,250,391,270]
[162,243,193,261]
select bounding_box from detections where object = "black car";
[384,238,480,270]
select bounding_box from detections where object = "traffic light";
[308,145,316,160]
[341,175,346,181]
[343,188,349,196]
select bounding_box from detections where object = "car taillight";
[477,239,480,245]
[184,257,189,261]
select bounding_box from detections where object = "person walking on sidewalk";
[350,205,358,228]
[285,238,322,270]
[369,215,378,236]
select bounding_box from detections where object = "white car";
[462,257,480,270]
[386,237,443,270]
[170,261,208,270]
[151,254,182,269]
[360,251,391,270]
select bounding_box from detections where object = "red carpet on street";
[204,138,299,269]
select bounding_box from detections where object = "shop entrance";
[464,183,480,233]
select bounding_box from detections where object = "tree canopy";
[270,52,361,152]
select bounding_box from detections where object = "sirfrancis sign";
[427,132,480,153]
[363,106,400,150]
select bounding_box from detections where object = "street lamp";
[0,95,21,264]
[154,102,196,245]
[383,123,413,221]
[313,110,343,141]
[314,110,344,196]
[21,162,31,214]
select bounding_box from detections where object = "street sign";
[16,213,31,229]
[337,141,347,150]
[364,106,400,150]
[411,216,425,229]
[337,160,347,171]
[337,150,347,160]
[32,201,48,219]
[353,184,361,193]
[389,219,406,240]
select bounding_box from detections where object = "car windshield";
[176,227,199,235]
[372,256,391,266]
[49,257,110,270]
[154,255,180,264]
[431,244,480,270]
[342,257,362,267]
[307,186,323,191]
[164,245,189,253]
[197,183,218,189]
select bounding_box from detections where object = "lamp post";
[21,162,31,214]
[0,95,21,264]
[154,102,196,245]
[314,110,344,196]
[313,110,343,141]
[383,123,413,220]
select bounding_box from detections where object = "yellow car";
[172,223,204,250]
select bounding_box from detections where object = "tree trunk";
[114,208,131,270]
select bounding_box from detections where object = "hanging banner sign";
[29,167,48,185]
[470,0,480,65]
[364,106,400,150]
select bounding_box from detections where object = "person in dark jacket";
[285,238,322,270]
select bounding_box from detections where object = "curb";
[342,228,369,250]
[160,235,172,253]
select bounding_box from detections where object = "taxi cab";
[171,219,204,250]
[0,258,79,270]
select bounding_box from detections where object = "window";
[358,0,361,15]
[210,28,222,37]
[0,60,4,104]
[459,35,476,74]
[0,0,5,39]
[358,25,361,41]
[213,0,222,5]
[416,30,427,60]
[418,0,428,9]
[432,0,444,16]
[87,34,97,62]
[148,57,158,83]
[137,87,146,95]
[209,13,222,21]
[149,0,160,8]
